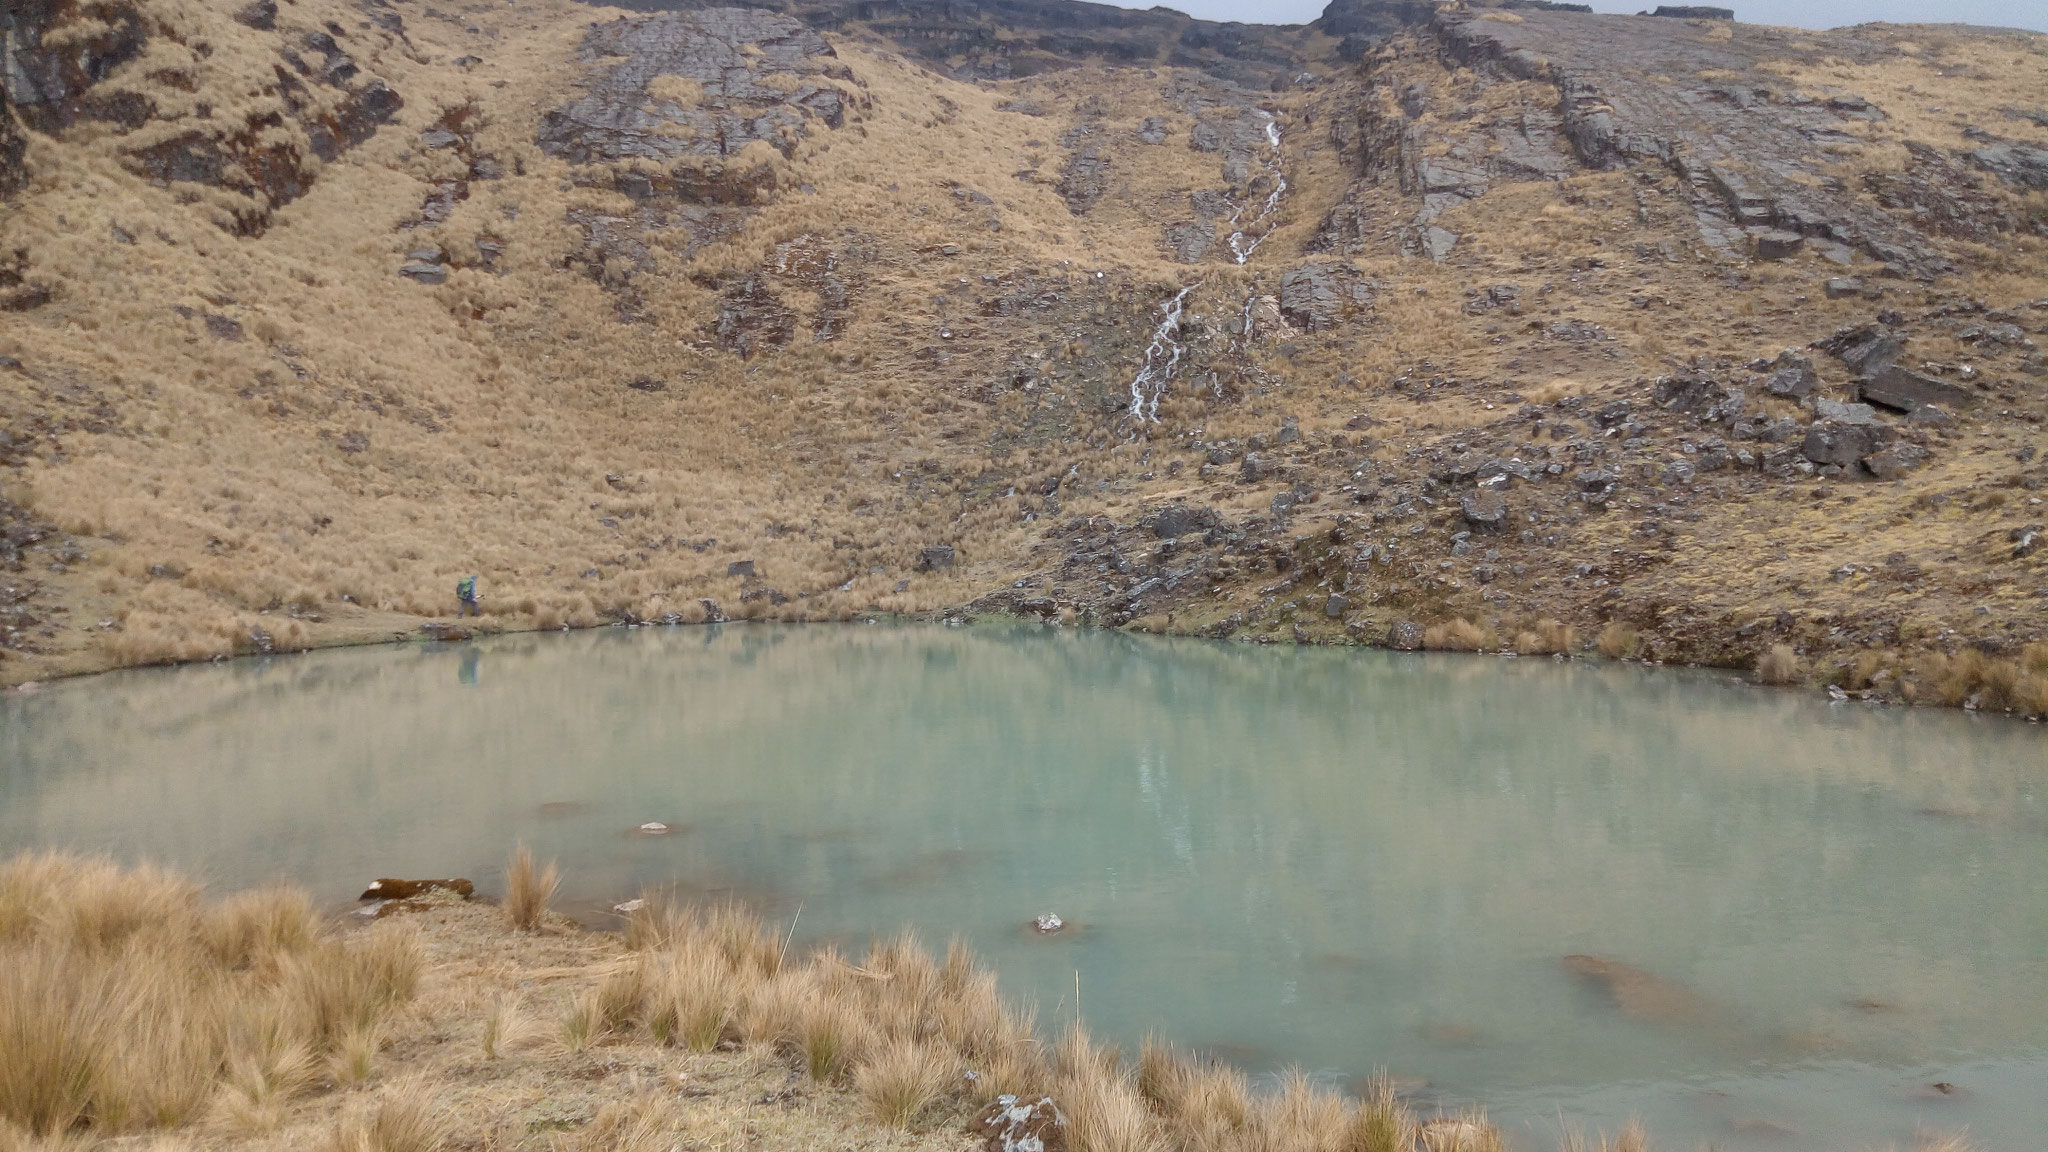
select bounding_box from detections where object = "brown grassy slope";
[0,1,2044,708]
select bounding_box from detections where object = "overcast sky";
[1114,0,2048,34]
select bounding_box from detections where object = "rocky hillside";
[2,0,2046,712]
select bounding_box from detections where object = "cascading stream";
[1126,284,1196,424]
[1226,113,1286,265]
[1127,111,1284,426]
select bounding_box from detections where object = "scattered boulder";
[1863,443,1927,480]
[1387,619,1425,650]
[1813,399,1882,426]
[1855,364,1976,413]
[1460,488,1509,533]
[976,1096,1069,1152]
[2011,523,2043,559]
[726,559,756,578]
[1137,117,1169,145]
[419,622,473,641]
[917,545,957,572]
[1821,324,1904,376]
[1324,593,1350,618]
[1751,229,1803,261]
[233,0,277,30]
[1147,504,1216,540]
[360,878,474,900]
[1239,452,1271,483]
[1824,277,1866,300]
[1764,351,1818,399]
[1802,419,1894,469]
[400,261,448,285]
[1163,221,1212,264]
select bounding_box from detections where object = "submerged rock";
[1032,912,1064,933]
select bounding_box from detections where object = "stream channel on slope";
[2,623,2044,1150]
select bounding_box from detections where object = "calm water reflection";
[3,624,2044,1149]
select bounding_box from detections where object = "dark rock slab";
[1802,420,1894,468]
[1855,364,1976,413]
[1279,262,1373,331]
[916,545,956,572]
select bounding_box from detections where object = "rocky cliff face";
[1,0,2045,710]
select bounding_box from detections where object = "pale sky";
[1114,0,2048,34]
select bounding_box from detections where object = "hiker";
[456,574,481,617]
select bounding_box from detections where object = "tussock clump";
[0,853,417,1141]
[1348,1075,1416,1152]
[505,845,559,931]
[1905,648,2048,713]
[1596,622,1640,660]
[1755,643,1800,686]
[323,1083,450,1152]
[478,993,525,1061]
[855,1036,959,1127]
[1513,618,1577,656]
[1423,618,1492,652]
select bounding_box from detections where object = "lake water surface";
[3,623,2044,1150]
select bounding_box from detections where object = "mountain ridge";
[2,0,2045,711]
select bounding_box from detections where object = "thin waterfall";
[1226,112,1287,265]
[1126,284,1196,424]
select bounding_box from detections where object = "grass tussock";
[322,1083,450,1152]
[505,845,560,932]
[1899,645,2048,714]
[0,853,418,1142]
[586,884,1517,1149]
[1513,619,1576,656]
[1596,622,1640,660]
[1755,643,1801,686]
[1423,618,1494,653]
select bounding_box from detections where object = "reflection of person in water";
[459,646,480,686]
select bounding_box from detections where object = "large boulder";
[1461,487,1509,533]
[1855,364,1976,414]
[1278,262,1373,332]
[1146,504,1218,540]
[1802,420,1895,469]
[1387,619,1425,651]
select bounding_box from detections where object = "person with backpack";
[455,574,481,617]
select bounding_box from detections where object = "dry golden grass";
[504,845,559,932]
[1424,618,1494,653]
[0,853,417,1141]
[1596,623,1641,661]
[1756,643,1801,686]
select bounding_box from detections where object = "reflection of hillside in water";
[3,624,2047,1113]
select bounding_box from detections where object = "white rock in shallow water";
[1034,913,1064,933]
[614,898,647,915]
[637,822,670,834]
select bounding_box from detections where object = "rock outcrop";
[1,0,403,233]
[538,9,852,171]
